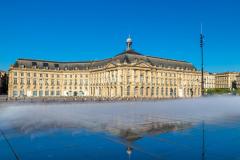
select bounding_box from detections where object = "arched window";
[156,87,159,96]
[127,86,130,96]
[151,87,154,96]
[140,87,143,96]
[170,88,173,97]
[161,87,164,96]
[99,87,101,96]
[146,87,149,96]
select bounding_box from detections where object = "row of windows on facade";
[20,64,90,70]
[90,74,201,83]
[13,78,201,88]
[91,71,179,77]
[13,78,89,85]
[90,71,200,79]
[90,77,179,85]
[13,90,62,97]
[13,72,88,78]
[12,87,198,97]
[91,77,201,86]
[13,90,86,97]
[13,85,88,91]
[13,71,202,85]
[90,87,200,97]
[14,71,199,81]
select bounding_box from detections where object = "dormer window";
[54,64,59,70]
[32,62,37,69]
[20,64,25,68]
[43,63,49,69]
[64,67,68,70]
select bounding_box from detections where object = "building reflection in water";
[115,120,192,160]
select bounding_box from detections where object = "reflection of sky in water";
[1,96,240,159]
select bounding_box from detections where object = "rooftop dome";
[126,37,132,43]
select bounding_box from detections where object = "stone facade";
[8,38,204,98]
[204,72,216,89]
[236,74,240,89]
[215,72,239,89]
[0,71,7,95]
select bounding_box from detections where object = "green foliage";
[236,89,240,95]
[205,88,232,95]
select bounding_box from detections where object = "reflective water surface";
[1,97,240,160]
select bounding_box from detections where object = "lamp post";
[200,24,205,96]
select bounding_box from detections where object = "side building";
[8,38,203,99]
[236,74,240,89]
[204,72,216,89]
[215,72,239,89]
[0,70,8,95]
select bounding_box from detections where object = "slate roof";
[13,50,196,71]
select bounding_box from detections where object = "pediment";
[134,61,152,68]
[105,63,117,68]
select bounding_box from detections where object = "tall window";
[156,87,159,96]
[151,87,154,96]
[39,90,43,96]
[140,75,144,83]
[39,79,43,84]
[161,87,164,96]
[127,86,130,96]
[140,87,143,96]
[170,88,173,96]
[33,91,37,97]
[51,79,54,85]
[127,76,130,84]
[20,90,24,97]
[27,78,30,85]
[13,91,18,97]
[14,78,17,85]
[56,91,60,96]
[33,79,37,85]
[45,90,49,96]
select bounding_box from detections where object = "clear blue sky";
[0,0,239,72]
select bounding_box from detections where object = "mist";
[0,96,240,137]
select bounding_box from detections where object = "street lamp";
[200,24,205,96]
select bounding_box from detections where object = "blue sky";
[0,0,239,72]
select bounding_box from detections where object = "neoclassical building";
[237,74,240,88]
[8,37,203,98]
[215,72,239,89]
